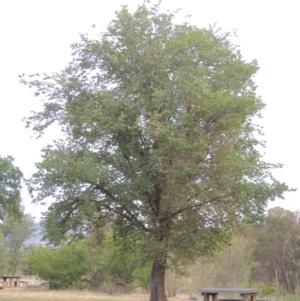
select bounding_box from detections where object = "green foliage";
[0,230,9,275]
[0,155,22,219]
[102,231,151,289]
[258,284,275,297]
[133,264,152,291]
[23,240,90,289]
[21,2,289,300]
[65,229,152,291]
[2,213,36,274]
[82,231,108,289]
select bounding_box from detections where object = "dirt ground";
[0,288,191,301]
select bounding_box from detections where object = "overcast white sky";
[0,0,299,221]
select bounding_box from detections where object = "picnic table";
[198,288,260,301]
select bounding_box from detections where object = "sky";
[0,0,299,221]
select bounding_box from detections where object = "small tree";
[22,3,289,301]
[2,213,36,274]
[0,230,9,275]
[0,155,22,219]
[24,240,89,289]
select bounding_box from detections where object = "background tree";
[103,231,151,291]
[2,212,36,274]
[0,155,22,219]
[83,230,108,290]
[22,3,289,301]
[0,230,9,275]
[209,232,255,288]
[252,207,300,293]
[188,229,256,292]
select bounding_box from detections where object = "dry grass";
[0,288,189,301]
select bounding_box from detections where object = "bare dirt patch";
[0,288,188,301]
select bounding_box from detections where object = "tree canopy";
[252,207,300,293]
[2,213,36,274]
[21,2,289,301]
[0,155,22,219]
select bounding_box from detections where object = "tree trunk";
[150,259,168,301]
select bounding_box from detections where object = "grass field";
[0,288,187,301]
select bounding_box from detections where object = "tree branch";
[171,195,228,218]
[103,204,153,233]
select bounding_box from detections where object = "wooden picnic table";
[198,288,260,301]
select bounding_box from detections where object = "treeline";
[0,211,152,291]
[2,206,300,296]
[23,229,152,291]
[186,206,300,296]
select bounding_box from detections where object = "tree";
[2,213,36,274]
[0,155,22,219]
[252,207,300,293]
[188,229,256,291]
[23,240,90,289]
[0,230,9,275]
[81,225,151,290]
[21,3,289,300]
[103,231,151,290]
